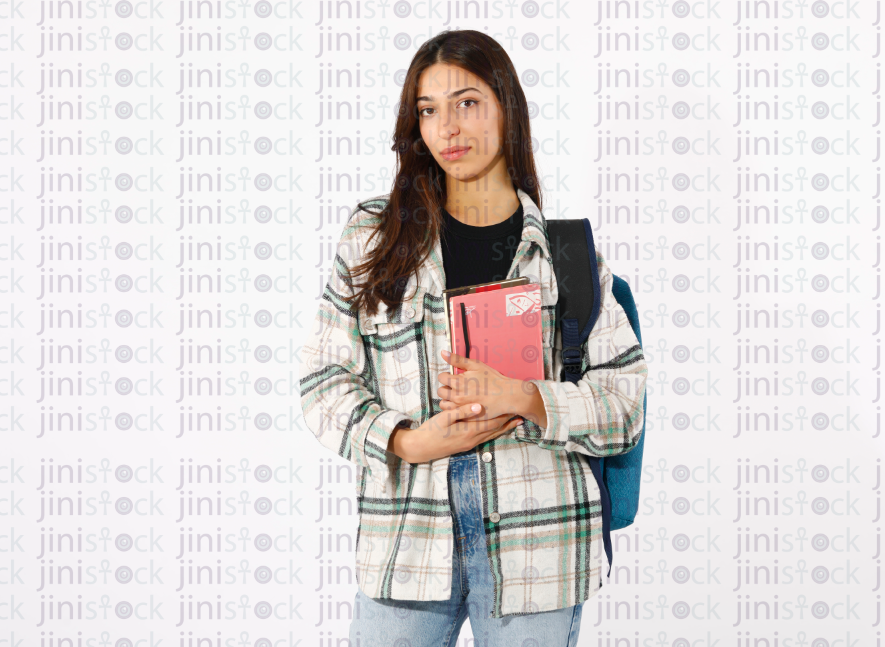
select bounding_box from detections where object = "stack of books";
[442,277,544,381]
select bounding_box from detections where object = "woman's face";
[416,63,505,182]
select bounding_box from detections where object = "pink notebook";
[449,283,544,381]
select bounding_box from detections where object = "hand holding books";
[437,348,548,429]
[439,277,548,431]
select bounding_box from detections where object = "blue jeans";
[349,450,584,647]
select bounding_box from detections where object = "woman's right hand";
[388,403,522,464]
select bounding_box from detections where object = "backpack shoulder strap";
[546,217,614,577]
[545,218,602,381]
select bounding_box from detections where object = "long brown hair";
[342,29,543,317]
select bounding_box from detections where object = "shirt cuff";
[364,409,413,491]
[518,378,572,449]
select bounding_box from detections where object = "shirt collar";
[423,187,551,294]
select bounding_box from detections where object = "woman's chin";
[444,167,482,181]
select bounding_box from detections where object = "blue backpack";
[545,218,647,577]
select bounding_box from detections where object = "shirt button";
[405,306,416,318]
[489,511,501,523]
[481,452,493,463]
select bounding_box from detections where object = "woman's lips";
[441,147,469,161]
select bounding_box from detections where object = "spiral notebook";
[446,281,544,381]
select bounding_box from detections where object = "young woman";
[299,30,647,646]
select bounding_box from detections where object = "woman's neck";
[444,190,520,227]
[443,154,520,226]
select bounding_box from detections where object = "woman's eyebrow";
[416,87,481,102]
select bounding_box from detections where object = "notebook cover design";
[449,283,543,381]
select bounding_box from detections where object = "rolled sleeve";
[362,409,414,489]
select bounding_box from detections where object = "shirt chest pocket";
[357,285,427,335]
[357,287,430,417]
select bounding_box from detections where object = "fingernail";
[441,349,450,358]
[471,404,481,412]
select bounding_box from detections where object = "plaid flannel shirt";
[298,188,647,618]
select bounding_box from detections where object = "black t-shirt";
[440,203,524,290]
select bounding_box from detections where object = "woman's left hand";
[437,349,546,426]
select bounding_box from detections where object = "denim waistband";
[448,449,476,462]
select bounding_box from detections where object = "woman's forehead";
[417,65,485,94]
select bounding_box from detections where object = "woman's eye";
[418,100,477,117]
